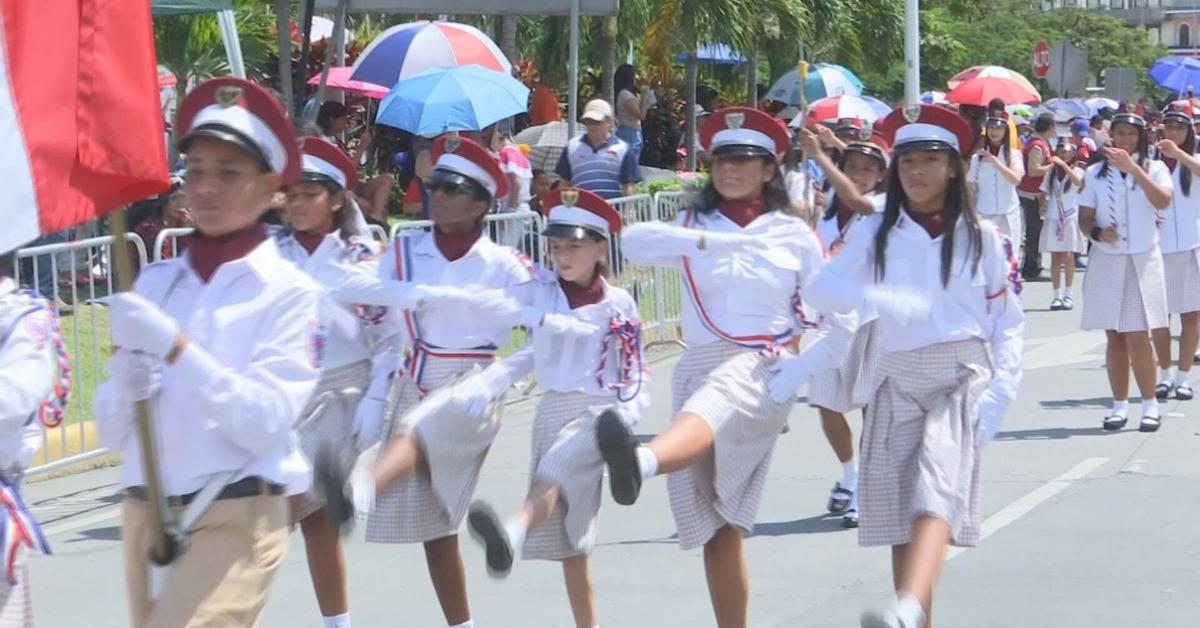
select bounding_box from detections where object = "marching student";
[590,107,829,628]
[1038,140,1087,311]
[465,188,648,628]
[0,246,69,626]
[803,105,1025,628]
[797,125,891,528]
[1151,101,1200,401]
[275,137,395,628]
[1077,111,1173,432]
[320,135,533,628]
[968,110,1025,239]
[94,77,324,627]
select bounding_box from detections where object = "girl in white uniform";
[797,125,890,528]
[275,137,395,628]
[804,105,1025,628]
[968,111,1025,239]
[464,188,648,628]
[321,136,532,628]
[94,78,324,628]
[1150,101,1200,401]
[1077,112,1173,432]
[593,107,829,628]
[1038,140,1087,311]
[0,249,68,628]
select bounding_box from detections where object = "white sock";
[895,593,926,628]
[1054,287,1064,300]
[1142,398,1161,419]
[503,518,527,551]
[449,621,474,628]
[1111,399,1129,417]
[1174,369,1190,387]
[636,446,659,481]
[840,458,858,493]
[323,614,351,628]
[1159,367,1174,384]
[1064,286,1073,298]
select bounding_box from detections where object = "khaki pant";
[122,494,288,628]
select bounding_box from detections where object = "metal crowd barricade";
[153,227,196,263]
[367,224,389,245]
[388,210,546,264]
[15,232,149,475]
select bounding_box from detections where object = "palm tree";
[154,0,276,104]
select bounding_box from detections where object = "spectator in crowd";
[529,169,551,213]
[317,101,351,149]
[1018,113,1057,279]
[353,124,406,226]
[132,184,194,261]
[615,63,653,164]
[556,99,644,199]
[1091,115,1111,146]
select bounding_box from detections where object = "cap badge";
[726,112,745,130]
[561,189,579,207]
[444,135,461,153]
[215,85,243,108]
[859,126,873,141]
[903,104,923,124]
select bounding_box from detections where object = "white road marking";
[1021,332,1107,371]
[948,457,1108,560]
[42,507,121,539]
[1122,459,1148,474]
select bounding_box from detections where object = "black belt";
[126,476,284,507]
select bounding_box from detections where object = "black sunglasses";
[425,179,471,195]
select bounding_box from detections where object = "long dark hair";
[692,156,791,215]
[1098,122,1151,181]
[874,151,982,287]
[1168,123,1195,197]
[615,64,636,97]
[974,122,1011,164]
[823,151,886,221]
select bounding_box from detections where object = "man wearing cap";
[556,99,644,200]
[1017,113,1057,279]
[93,77,324,627]
[0,246,68,626]
[325,135,533,628]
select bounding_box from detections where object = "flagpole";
[107,211,182,568]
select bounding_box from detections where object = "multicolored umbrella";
[308,67,388,99]
[376,65,529,136]
[513,121,569,172]
[860,95,893,118]
[797,95,883,127]
[947,66,1038,94]
[766,63,863,106]
[921,91,949,105]
[947,72,1041,106]
[351,21,510,89]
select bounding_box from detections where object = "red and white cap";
[877,104,974,155]
[1164,100,1194,124]
[844,129,892,167]
[429,135,509,199]
[175,77,300,183]
[298,137,358,189]
[540,187,622,240]
[700,107,790,157]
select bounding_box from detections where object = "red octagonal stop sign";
[1032,41,1051,79]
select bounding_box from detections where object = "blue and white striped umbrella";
[766,63,863,106]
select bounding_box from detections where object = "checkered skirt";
[0,561,31,628]
[807,320,879,414]
[365,356,497,544]
[858,339,992,548]
[522,391,616,561]
[666,342,791,551]
[292,360,371,520]
[1163,248,1200,314]
[1081,248,1169,332]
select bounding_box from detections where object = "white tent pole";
[218,9,246,78]
[568,0,580,137]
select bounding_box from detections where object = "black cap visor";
[843,143,887,167]
[427,168,491,200]
[541,222,608,240]
[296,171,345,189]
[179,123,272,171]
[710,143,776,159]
[892,139,958,155]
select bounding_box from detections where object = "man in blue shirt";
[556,99,643,199]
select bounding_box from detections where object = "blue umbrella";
[1148,56,1200,94]
[676,43,746,65]
[1042,98,1090,120]
[376,65,530,136]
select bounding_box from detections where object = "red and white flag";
[0,0,170,253]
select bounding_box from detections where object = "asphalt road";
[25,278,1200,627]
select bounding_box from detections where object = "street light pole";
[569,0,580,137]
[904,0,920,105]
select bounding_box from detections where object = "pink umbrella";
[309,66,389,99]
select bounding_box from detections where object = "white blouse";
[1077,158,1173,255]
[968,148,1025,216]
[1158,161,1200,254]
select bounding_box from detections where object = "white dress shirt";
[1077,158,1173,255]
[1157,162,1200,254]
[805,210,1026,433]
[275,230,396,369]
[0,279,55,470]
[968,148,1025,216]
[1039,166,1085,219]
[94,238,322,496]
[621,209,826,348]
[815,191,885,250]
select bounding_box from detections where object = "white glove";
[352,395,387,452]
[974,388,1003,449]
[701,231,767,255]
[461,288,522,321]
[349,445,378,518]
[108,292,180,358]
[453,370,507,417]
[536,313,603,337]
[108,349,162,402]
[767,352,812,403]
[863,284,933,327]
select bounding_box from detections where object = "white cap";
[581,99,614,122]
